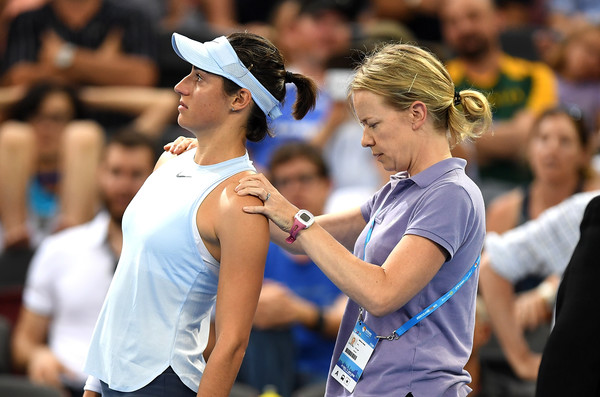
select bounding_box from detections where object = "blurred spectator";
[367,0,442,45]
[479,190,600,385]
[196,0,366,43]
[268,0,360,85]
[545,26,600,135]
[123,0,222,88]
[237,143,346,397]
[10,131,156,397]
[247,0,358,169]
[0,81,104,252]
[547,0,600,38]
[487,107,600,234]
[535,195,600,397]
[493,0,548,62]
[494,0,545,29]
[478,107,599,396]
[440,0,557,203]
[1,0,158,87]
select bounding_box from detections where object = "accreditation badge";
[331,319,379,392]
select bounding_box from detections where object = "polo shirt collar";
[390,157,467,189]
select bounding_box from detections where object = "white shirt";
[23,212,115,386]
[484,190,600,283]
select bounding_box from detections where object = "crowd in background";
[0,0,598,396]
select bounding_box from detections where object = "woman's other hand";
[163,136,197,154]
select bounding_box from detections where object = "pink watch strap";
[285,219,305,244]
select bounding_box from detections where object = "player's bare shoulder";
[218,170,263,211]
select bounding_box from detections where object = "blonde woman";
[236,43,492,396]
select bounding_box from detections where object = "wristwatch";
[54,42,75,69]
[285,209,315,244]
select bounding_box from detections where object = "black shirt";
[2,0,158,73]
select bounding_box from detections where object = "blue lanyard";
[361,203,383,261]
[360,201,480,341]
[370,255,480,340]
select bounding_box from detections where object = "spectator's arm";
[485,188,521,234]
[1,61,67,86]
[515,274,559,331]
[61,29,158,86]
[253,281,346,339]
[80,86,179,138]
[310,101,348,149]
[0,85,24,115]
[295,293,347,339]
[11,307,72,388]
[472,110,535,162]
[4,29,158,87]
[11,307,50,372]
[479,254,541,381]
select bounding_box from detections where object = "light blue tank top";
[84,150,255,392]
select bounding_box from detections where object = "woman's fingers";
[236,174,268,197]
[236,174,298,232]
[163,136,198,154]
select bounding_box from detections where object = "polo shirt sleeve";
[22,238,61,316]
[405,182,477,260]
[484,192,595,283]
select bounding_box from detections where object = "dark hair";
[8,81,86,122]
[222,32,317,142]
[268,142,329,178]
[106,129,159,164]
[530,106,589,148]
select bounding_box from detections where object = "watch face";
[299,212,312,222]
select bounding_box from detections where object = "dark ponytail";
[283,70,317,120]
[223,32,317,142]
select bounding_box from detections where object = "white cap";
[171,33,283,120]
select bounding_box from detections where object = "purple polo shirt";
[325,158,485,397]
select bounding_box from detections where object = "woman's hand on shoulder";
[163,136,198,155]
[155,136,198,171]
[235,173,298,233]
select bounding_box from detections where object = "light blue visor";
[171,33,283,120]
